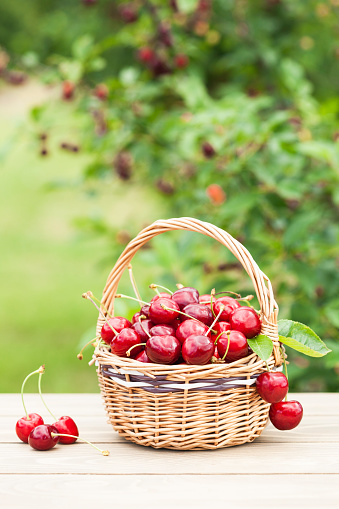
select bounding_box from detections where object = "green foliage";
[1,0,339,391]
[279,320,331,357]
[247,335,274,362]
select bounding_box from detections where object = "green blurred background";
[1,0,338,393]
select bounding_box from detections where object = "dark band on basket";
[100,365,261,393]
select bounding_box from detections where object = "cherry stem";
[214,330,229,345]
[280,346,289,401]
[128,263,142,306]
[221,333,231,361]
[20,365,45,419]
[77,336,99,360]
[82,293,118,335]
[115,294,149,306]
[126,343,146,357]
[149,283,173,295]
[215,291,241,298]
[83,291,112,318]
[160,304,199,322]
[38,371,57,421]
[210,288,216,318]
[51,433,110,456]
[205,306,224,336]
[138,316,151,338]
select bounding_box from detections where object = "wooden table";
[1,393,338,508]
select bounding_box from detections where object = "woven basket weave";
[95,217,282,450]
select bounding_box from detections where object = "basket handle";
[99,217,281,364]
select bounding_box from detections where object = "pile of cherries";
[97,286,261,366]
[16,366,109,455]
[84,282,303,432]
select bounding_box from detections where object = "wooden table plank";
[0,474,338,509]
[2,414,339,443]
[1,442,339,474]
[2,392,337,416]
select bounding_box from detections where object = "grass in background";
[0,82,165,392]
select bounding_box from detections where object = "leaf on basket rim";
[247,334,274,362]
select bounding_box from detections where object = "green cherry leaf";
[247,335,274,362]
[278,320,331,357]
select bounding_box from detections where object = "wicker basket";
[95,217,282,450]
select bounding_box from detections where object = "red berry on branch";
[206,184,226,205]
[202,141,216,158]
[175,54,189,69]
[114,151,133,180]
[137,47,155,65]
[62,81,75,101]
[119,4,139,23]
[94,84,109,101]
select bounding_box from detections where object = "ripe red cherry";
[138,46,155,64]
[176,319,210,344]
[175,54,189,69]
[150,292,172,302]
[213,297,240,321]
[211,321,231,342]
[146,335,181,364]
[62,81,75,100]
[16,413,44,443]
[182,304,213,326]
[140,304,150,318]
[101,317,131,344]
[213,345,220,359]
[256,372,289,404]
[135,350,151,363]
[111,328,142,358]
[132,319,154,341]
[199,294,216,306]
[172,287,199,310]
[119,4,138,23]
[269,401,303,430]
[149,298,180,324]
[28,424,59,451]
[202,141,215,158]
[52,416,79,444]
[132,312,141,324]
[150,324,176,336]
[230,306,261,338]
[182,335,214,365]
[217,331,248,362]
[94,84,108,101]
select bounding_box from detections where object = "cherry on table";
[16,413,44,444]
[52,416,79,444]
[149,297,180,324]
[269,401,303,430]
[213,297,240,321]
[182,335,214,365]
[229,306,261,338]
[111,328,143,358]
[176,319,210,344]
[217,330,248,362]
[172,287,199,310]
[146,335,181,364]
[28,424,59,451]
[182,304,213,326]
[101,316,131,344]
[256,372,289,404]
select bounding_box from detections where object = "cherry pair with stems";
[15,365,109,455]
